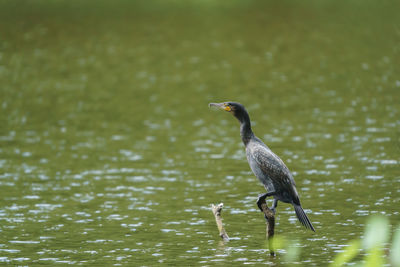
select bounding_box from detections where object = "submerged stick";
[260,201,275,256]
[211,203,229,241]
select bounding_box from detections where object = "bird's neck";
[237,113,254,145]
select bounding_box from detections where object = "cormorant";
[209,102,315,232]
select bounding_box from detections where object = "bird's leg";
[271,198,278,215]
[256,192,275,212]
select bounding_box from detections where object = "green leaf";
[284,240,301,263]
[391,226,400,267]
[330,240,360,267]
[363,215,390,250]
[270,235,286,251]
[365,246,384,267]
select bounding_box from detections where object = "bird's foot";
[256,193,268,212]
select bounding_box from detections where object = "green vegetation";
[331,215,399,266]
[276,216,400,266]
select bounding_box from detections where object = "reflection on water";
[1,0,400,265]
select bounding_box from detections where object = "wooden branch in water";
[211,201,274,256]
[260,201,275,256]
[211,203,229,242]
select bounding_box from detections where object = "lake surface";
[0,0,399,265]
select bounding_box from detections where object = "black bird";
[209,102,315,232]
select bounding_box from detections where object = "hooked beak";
[209,102,232,112]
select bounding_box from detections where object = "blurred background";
[0,0,399,265]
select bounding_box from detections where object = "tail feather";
[294,204,315,232]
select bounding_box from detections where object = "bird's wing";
[252,146,292,181]
[251,145,299,202]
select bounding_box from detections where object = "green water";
[0,0,399,265]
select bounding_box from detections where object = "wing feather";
[249,143,299,203]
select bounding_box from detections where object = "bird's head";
[209,102,248,122]
[209,101,253,143]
